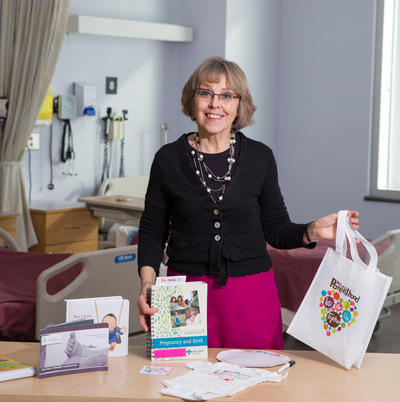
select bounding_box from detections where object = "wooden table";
[78,195,145,221]
[0,342,398,401]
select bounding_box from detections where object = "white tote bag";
[287,210,392,369]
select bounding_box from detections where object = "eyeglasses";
[195,88,241,104]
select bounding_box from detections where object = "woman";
[169,296,179,310]
[177,295,185,307]
[137,56,358,349]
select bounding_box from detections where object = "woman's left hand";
[308,210,359,241]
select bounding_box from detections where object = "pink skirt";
[167,268,283,349]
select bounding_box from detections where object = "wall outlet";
[27,133,40,150]
[106,77,118,94]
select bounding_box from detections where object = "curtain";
[0,0,70,250]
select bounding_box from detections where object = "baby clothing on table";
[161,361,287,401]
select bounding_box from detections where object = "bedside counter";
[29,200,98,253]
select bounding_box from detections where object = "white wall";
[18,0,398,237]
[21,0,184,201]
[171,0,228,140]
[21,0,228,201]
[225,0,281,150]
[277,0,399,237]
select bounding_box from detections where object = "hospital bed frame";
[35,245,143,340]
[0,227,21,251]
[2,225,399,339]
[372,229,400,315]
[0,227,146,341]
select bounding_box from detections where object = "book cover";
[65,296,129,357]
[150,281,207,361]
[39,323,109,378]
[0,356,35,382]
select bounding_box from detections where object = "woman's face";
[194,74,239,138]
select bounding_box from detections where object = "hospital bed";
[272,230,400,331]
[1,226,398,342]
[0,228,143,341]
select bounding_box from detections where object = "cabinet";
[0,212,18,240]
[29,201,98,253]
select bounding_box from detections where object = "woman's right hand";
[137,266,158,332]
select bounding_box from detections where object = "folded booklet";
[65,296,129,357]
[39,321,109,378]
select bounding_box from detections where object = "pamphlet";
[39,322,109,378]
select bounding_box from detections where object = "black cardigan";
[138,132,313,286]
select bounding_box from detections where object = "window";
[369,0,400,201]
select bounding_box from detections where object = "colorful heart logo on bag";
[320,289,359,336]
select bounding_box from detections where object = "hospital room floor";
[283,303,400,353]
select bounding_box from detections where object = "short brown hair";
[181,57,256,132]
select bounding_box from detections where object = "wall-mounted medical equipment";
[54,95,77,120]
[73,82,96,116]
[53,95,78,177]
[101,108,128,181]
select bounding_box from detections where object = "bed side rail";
[36,245,141,339]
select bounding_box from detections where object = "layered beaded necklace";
[190,132,236,203]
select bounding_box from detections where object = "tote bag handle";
[335,210,378,272]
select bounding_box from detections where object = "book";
[150,281,208,361]
[0,356,35,382]
[65,296,129,357]
[39,322,109,378]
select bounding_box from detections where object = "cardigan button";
[213,209,219,215]
[214,235,221,241]
[214,222,221,229]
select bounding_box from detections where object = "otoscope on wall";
[101,107,113,181]
[101,107,128,182]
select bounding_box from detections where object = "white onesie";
[161,360,287,401]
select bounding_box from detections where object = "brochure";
[39,322,109,378]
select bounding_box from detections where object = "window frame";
[368,0,400,202]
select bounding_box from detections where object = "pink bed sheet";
[0,249,80,341]
[270,239,389,312]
